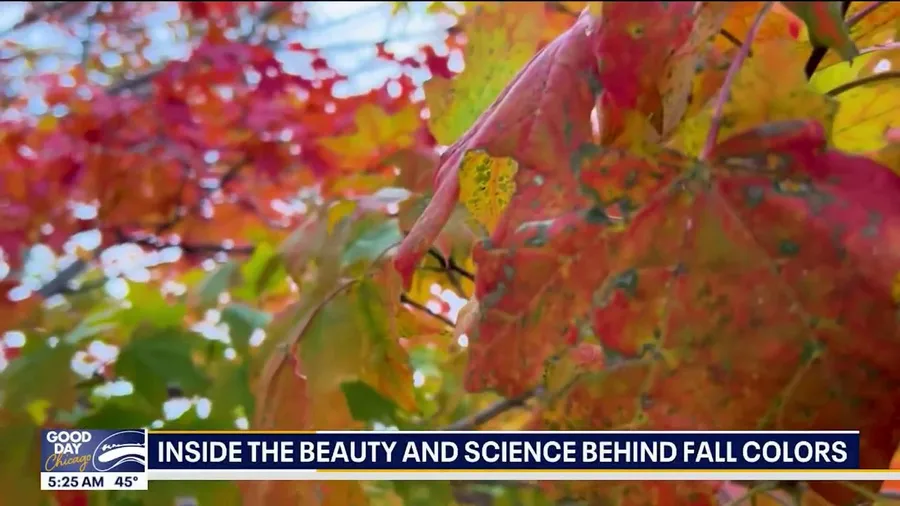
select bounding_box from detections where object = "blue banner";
[143,431,859,470]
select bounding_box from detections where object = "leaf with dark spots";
[395,9,600,286]
[531,122,900,504]
[464,209,613,396]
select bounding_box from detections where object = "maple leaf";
[531,120,900,504]
[395,9,601,286]
[7,3,900,505]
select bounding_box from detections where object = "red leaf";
[592,2,695,140]
[394,10,601,286]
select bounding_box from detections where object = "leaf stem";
[700,2,773,161]
[825,70,900,96]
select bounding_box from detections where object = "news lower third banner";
[42,429,896,491]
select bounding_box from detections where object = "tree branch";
[441,388,540,431]
[400,293,454,327]
[428,247,474,281]
[36,257,92,298]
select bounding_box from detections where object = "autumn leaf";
[532,121,900,504]
[425,2,543,145]
[592,1,696,141]
[457,150,518,234]
[784,1,859,60]
[830,82,900,153]
[7,3,900,505]
[320,103,422,169]
[395,9,600,286]
[818,1,900,67]
[671,40,838,157]
[659,2,734,137]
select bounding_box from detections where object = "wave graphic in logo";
[91,430,146,472]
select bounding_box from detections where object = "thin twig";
[400,293,454,327]
[848,0,885,27]
[700,3,773,161]
[441,388,540,431]
[825,70,900,96]
[718,29,744,50]
[428,247,475,281]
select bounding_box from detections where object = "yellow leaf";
[425,2,543,145]
[36,115,57,132]
[672,40,838,156]
[25,400,50,425]
[717,2,801,52]
[327,200,358,233]
[319,104,420,166]
[832,83,900,153]
[809,53,877,94]
[457,150,518,234]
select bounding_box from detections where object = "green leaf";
[342,217,403,267]
[233,242,287,300]
[77,396,158,429]
[340,380,397,423]
[784,1,859,61]
[190,261,240,308]
[0,340,78,413]
[62,319,117,346]
[209,361,255,420]
[0,420,45,506]
[115,327,210,405]
[220,303,271,357]
[120,282,185,330]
